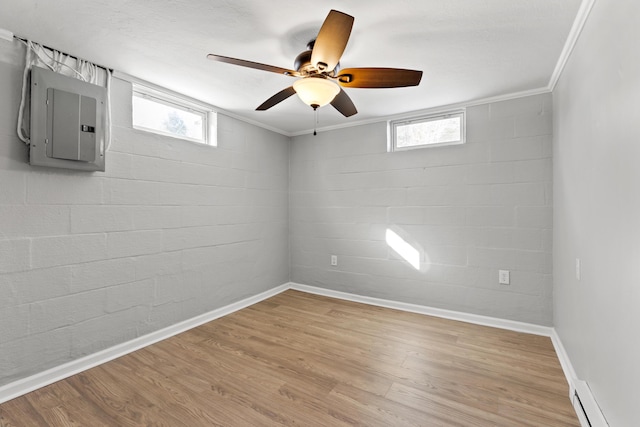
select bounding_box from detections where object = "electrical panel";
[29,66,106,171]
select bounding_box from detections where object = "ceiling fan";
[207,9,423,118]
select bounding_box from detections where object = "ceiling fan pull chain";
[313,107,318,136]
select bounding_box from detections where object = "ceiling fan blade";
[336,68,423,88]
[207,54,300,77]
[331,88,357,117]
[311,10,354,73]
[256,86,297,111]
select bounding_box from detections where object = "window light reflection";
[385,229,420,270]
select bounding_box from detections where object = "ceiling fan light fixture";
[293,77,340,109]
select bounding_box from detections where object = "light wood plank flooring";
[0,290,579,426]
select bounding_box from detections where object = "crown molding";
[118,0,597,139]
[113,70,293,137]
[290,86,552,137]
[548,0,597,91]
[0,28,14,43]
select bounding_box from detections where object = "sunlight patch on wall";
[385,228,421,270]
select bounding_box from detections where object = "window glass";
[390,111,465,151]
[132,85,215,145]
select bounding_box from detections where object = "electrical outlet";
[331,255,338,266]
[499,270,510,285]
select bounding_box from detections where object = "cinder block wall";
[290,94,553,325]
[0,36,555,388]
[0,41,289,386]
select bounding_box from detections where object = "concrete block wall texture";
[0,41,289,387]
[290,93,553,325]
[0,38,556,390]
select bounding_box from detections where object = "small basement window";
[389,110,465,151]
[132,84,216,146]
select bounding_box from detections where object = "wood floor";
[0,290,579,426]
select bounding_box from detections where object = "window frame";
[388,109,466,152]
[132,83,217,146]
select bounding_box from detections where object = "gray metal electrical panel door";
[30,66,106,171]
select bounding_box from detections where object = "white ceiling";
[0,0,582,135]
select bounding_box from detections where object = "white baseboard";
[2,280,590,419]
[0,284,289,405]
[289,282,553,337]
[295,283,608,424]
[550,328,578,395]
[550,329,609,427]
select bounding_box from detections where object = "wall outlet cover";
[499,270,510,285]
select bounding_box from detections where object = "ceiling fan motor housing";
[294,44,339,76]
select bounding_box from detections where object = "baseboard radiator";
[572,380,608,427]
